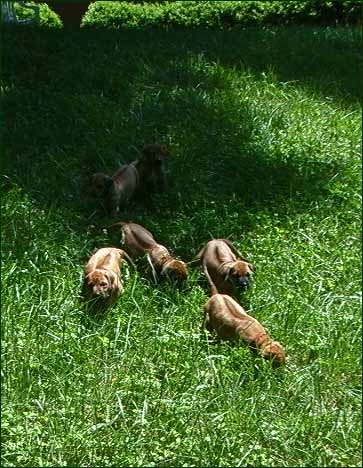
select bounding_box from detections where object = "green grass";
[2,25,362,467]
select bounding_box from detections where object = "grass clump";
[1,23,362,467]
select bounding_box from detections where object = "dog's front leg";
[106,187,121,217]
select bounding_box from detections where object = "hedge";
[12,1,362,29]
[82,1,361,29]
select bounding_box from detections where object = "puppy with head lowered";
[82,247,134,312]
[108,221,188,283]
[197,239,254,297]
[87,144,169,216]
[203,293,286,367]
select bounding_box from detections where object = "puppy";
[88,164,139,216]
[82,247,133,311]
[87,144,169,216]
[109,221,188,283]
[197,239,254,296]
[203,293,286,367]
[138,144,169,193]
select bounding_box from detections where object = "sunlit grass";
[1,25,361,466]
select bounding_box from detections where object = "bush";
[82,1,362,30]
[13,2,62,28]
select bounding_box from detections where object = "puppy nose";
[95,289,106,296]
[239,279,249,289]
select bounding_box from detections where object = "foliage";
[13,2,62,28]
[11,1,361,29]
[2,24,362,467]
[82,1,361,29]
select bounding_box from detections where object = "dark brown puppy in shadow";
[86,144,169,216]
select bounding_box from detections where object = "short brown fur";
[197,239,254,296]
[82,247,133,311]
[203,293,286,366]
[87,144,169,216]
[109,222,188,282]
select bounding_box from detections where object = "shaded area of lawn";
[3,26,360,251]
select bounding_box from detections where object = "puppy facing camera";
[197,239,254,297]
[82,247,134,313]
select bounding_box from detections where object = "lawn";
[1,24,362,467]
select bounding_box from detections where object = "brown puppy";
[87,144,169,216]
[110,221,188,283]
[203,293,286,367]
[138,144,169,193]
[197,239,254,296]
[82,247,133,311]
[88,164,139,216]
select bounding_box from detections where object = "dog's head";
[226,261,254,291]
[87,173,113,198]
[261,341,286,367]
[162,259,188,283]
[85,269,118,298]
[142,144,169,163]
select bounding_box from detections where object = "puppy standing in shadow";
[197,239,254,297]
[82,247,134,313]
[107,221,188,283]
[87,144,169,217]
[203,292,286,367]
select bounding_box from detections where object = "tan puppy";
[197,239,254,296]
[110,221,188,283]
[88,144,169,216]
[82,247,133,310]
[203,293,286,366]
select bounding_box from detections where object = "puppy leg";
[201,311,218,344]
[106,186,122,217]
[202,313,213,333]
[146,253,158,283]
[110,281,123,304]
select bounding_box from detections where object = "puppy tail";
[195,245,205,261]
[202,263,219,296]
[120,250,136,268]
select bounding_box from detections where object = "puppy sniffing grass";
[82,247,134,312]
[203,293,286,367]
[197,239,254,297]
[108,221,188,284]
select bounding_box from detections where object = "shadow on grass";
[2,26,356,256]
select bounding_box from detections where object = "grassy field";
[1,25,362,467]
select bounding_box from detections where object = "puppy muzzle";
[237,278,250,291]
[94,288,109,298]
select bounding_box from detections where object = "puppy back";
[123,223,158,252]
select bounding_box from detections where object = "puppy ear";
[248,263,255,272]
